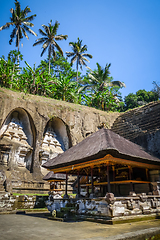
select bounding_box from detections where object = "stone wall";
[111,101,160,158]
[45,193,160,219]
[0,191,48,212]
[0,88,119,193]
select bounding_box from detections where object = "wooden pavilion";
[42,128,160,198]
[43,172,66,192]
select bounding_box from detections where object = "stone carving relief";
[40,122,64,175]
[0,145,10,167]
[0,111,32,168]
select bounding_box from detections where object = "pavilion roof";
[43,171,66,181]
[42,128,160,170]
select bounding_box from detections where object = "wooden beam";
[84,180,151,186]
[47,154,160,173]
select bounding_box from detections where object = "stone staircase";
[111,101,160,157]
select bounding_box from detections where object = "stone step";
[112,114,160,130]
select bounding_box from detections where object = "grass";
[146,234,160,240]
[12,193,49,196]
[16,208,48,211]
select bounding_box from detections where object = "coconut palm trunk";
[76,57,79,84]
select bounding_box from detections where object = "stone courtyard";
[0,213,160,240]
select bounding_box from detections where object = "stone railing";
[45,193,160,219]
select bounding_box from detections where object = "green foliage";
[0,50,22,88]
[0,1,125,113]
[39,52,77,79]
[53,74,77,101]
[124,89,159,111]
[82,63,125,111]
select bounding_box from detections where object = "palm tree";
[86,63,126,110]
[0,0,37,64]
[33,20,68,74]
[87,63,126,92]
[66,38,93,84]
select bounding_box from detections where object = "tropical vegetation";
[0,1,158,113]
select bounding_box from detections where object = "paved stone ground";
[0,213,160,240]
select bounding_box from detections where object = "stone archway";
[40,117,71,175]
[0,108,36,171]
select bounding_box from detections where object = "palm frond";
[15,0,21,17]
[79,58,87,66]
[66,51,75,57]
[23,6,31,16]
[22,27,29,39]
[55,34,68,41]
[24,14,36,22]
[0,22,13,31]
[9,27,16,40]
[33,38,46,46]
[52,20,59,35]
[39,28,47,36]
[23,21,34,27]
[23,25,37,36]
[88,73,99,82]
[53,41,63,55]
[42,41,49,49]
[81,56,90,63]
[111,81,126,88]
[82,53,93,59]
[42,24,50,35]
[81,44,87,53]
[70,55,77,65]
[69,41,74,46]
[40,46,48,57]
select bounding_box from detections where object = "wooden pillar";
[77,170,80,198]
[91,167,94,194]
[87,175,89,197]
[146,168,152,192]
[64,172,69,199]
[128,166,133,192]
[107,163,111,193]
[112,165,116,194]
[146,168,149,180]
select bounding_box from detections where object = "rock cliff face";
[1,88,160,195]
[0,88,119,193]
[111,101,160,159]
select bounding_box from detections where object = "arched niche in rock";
[0,108,36,170]
[40,117,72,175]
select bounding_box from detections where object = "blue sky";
[0,0,160,99]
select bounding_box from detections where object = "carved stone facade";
[39,120,66,176]
[0,88,160,196]
[0,110,33,170]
